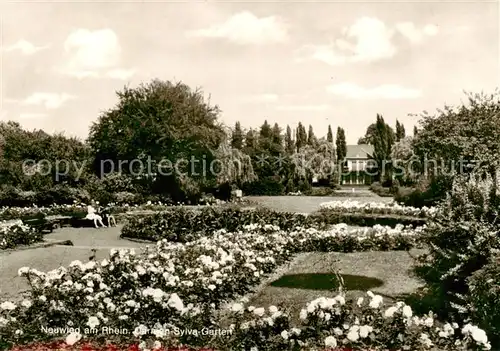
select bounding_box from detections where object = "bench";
[22,217,57,234]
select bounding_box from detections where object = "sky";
[0,0,498,144]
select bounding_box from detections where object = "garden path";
[0,225,151,302]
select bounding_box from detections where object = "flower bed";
[0,202,214,222]
[0,224,491,350]
[120,207,429,243]
[0,220,42,250]
[318,201,438,218]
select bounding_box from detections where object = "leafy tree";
[231,121,244,149]
[396,120,406,141]
[412,91,500,179]
[285,125,295,154]
[391,136,417,184]
[372,114,395,181]
[271,123,283,150]
[296,123,307,152]
[358,123,376,144]
[244,129,257,153]
[327,125,333,143]
[87,79,226,202]
[335,127,347,163]
[307,125,318,147]
[413,125,418,136]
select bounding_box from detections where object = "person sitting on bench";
[99,203,117,227]
[85,201,106,228]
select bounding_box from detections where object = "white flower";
[281,330,289,340]
[253,307,265,317]
[208,284,216,290]
[153,341,161,350]
[299,309,307,320]
[86,316,100,329]
[250,347,258,351]
[269,305,278,313]
[21,300,32,308]
[65,331,82,346]
[39,295,47,302]
[231,303,243,313]
[359,325,372,338]
[333,328,343,336]
[368,294,383,308]
[324,335,337,347]
[384,306,398,318]
[17,267,30,276]
[0,301,16,310]
[356,297,364,307]
[167,293,185,312]
[402,305,413,318]
[347,326,359,342]
[424,317,434,327]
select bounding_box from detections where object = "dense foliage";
[413,175,500,345]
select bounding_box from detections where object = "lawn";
[246,195,394,213]
[245,249,426,322]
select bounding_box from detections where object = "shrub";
[468,254,500,346]
[241,178,284,196]
[369,182,393,197]
[0,220,42,249]
[413,175,500,340]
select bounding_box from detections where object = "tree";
[231,121,244,149]
[244,129,257,153]
[296,122,307,152]
[307,125,318,147]
[87,79,226,202]
[413,91,500,178]
[271,123,283,150]
[335,127,347,163]
[396,120,406,141]
[372,114,395,181]
[285,125,295,154]
[358,123,377,144]
[327,125,333,143]
[413,126,418,136]
[391,136,417,184]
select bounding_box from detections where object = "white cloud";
[297,17,439,65]
[275,104,330,111]
[62,28,121,77]
[22,93,75,109]
[105,68,136,80]
[327,82,421,99]
[297,17,396,65]
[186,11,288,44]
[4,40,49,55]
[396,22,439,43]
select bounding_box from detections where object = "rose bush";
[318,201,438,218]
[0,220,41,250]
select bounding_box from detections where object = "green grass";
[245,250,426,322]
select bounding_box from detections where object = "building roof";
[345,144,374,159]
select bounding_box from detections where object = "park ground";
[0,195,423,309]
